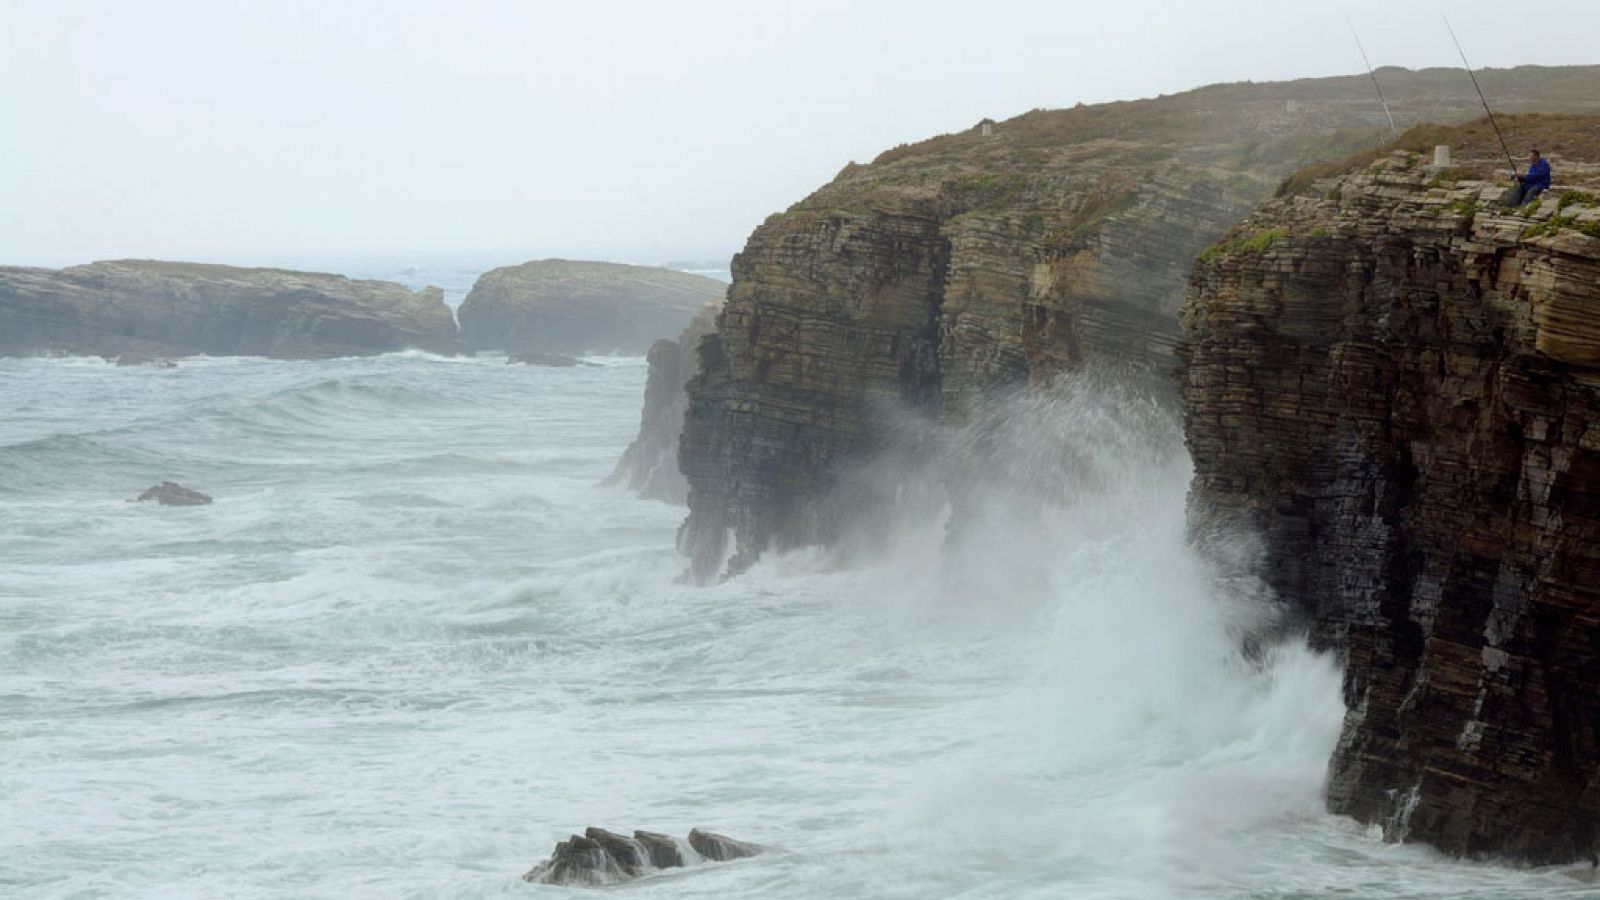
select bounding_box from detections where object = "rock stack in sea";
[1179,120,1600,862]
[0,260,458,359]
[456,259,725,357]
[607,298,723,501]
[674,67,1600,581]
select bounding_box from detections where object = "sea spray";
[2,354,1585,898]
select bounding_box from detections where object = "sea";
[2,265,1594,899]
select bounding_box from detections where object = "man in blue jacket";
[1509,148,1552,207]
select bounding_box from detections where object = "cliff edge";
[678,66,1600,580]
[1180,116,1600,862]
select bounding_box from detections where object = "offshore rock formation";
[1180,120,1600,863]
[522,827,763,886]
[608,300,722,501]
[0,260,457,359]
[456,259,725,356]
[677,66,1600,580]
[133,482,213,507]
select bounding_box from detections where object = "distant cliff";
[1180,117,1600,863]
[457,259,726,356]
[607,300,723,502]
[677,66,1600,580]
[0,260,457,359]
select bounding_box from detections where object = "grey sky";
[3,0,1598,269]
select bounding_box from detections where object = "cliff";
[607,300,723,502]
[677,66,1600,580]
[456,259,726,356]
[1180,117,1600,863]
[0,260,457,359]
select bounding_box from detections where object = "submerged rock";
[522,827,762,886]
[134,481,213,507]
[506,350,585,367]
[113,353,178,368]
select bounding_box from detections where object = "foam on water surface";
[0,353,1590,899]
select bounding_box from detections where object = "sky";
[3,0,1599,271]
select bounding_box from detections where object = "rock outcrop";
[522,827,763,886]
[1180,118,1600,863]
[676,67,1600,580]
[608,299,722,501]
[456,259,725,356]
[0,260,457,359]
[133,482,213,506]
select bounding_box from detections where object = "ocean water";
[2,351,1594,899]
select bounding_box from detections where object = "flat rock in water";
[687,828,764,862]
[506,350,585,367]
[134,481,213,506]
[523,827,763,886]
[113,354,178,368]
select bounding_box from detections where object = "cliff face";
[608,300,722,502]
[678,67,1600,580]
[457,259,726,356]
[1180,123,1600,862]
[0,260,457,359]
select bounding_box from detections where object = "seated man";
[1509,148,1553,207]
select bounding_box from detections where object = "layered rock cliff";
[457,259,725,356]
[0,260,457,359]
[608,299,723,502]
[1180,118,1600,862]
[678,67,1600,580]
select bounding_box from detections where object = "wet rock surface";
[1180,123,1600,863]
[506,350,586,367]
[458,259,725,356]
[0,260,457,359]
[522,827,763,886]
[134,481,213,507]
[675,68,1600,581]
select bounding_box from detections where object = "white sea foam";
[0,353,1587,899]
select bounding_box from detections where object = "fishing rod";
[1442,13,1519,178]
[1346,19,1399,140]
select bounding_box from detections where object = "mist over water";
[1,349,1590,898]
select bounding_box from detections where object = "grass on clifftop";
[1275,115,1600,197]
[1198,227,1288,262]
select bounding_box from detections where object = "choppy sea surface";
[2,347,1595,898]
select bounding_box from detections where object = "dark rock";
[674,68,1600,581]
[0,260,458,360]
[521,834,628,887]
[113,353,177,368]
[687,828,764,862]
[631,830,687,869]
[1180,128,1600,864]
[457,259,725,356]
[522,827,763,885]
[134,481,213,506]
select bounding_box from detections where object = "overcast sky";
[3,0,1598,270]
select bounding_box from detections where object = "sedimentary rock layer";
[0,260,457,359]
[1180,130,1600,862]
[678,67,1600,580]
[608,299,722,502]
[456,259,725,356]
